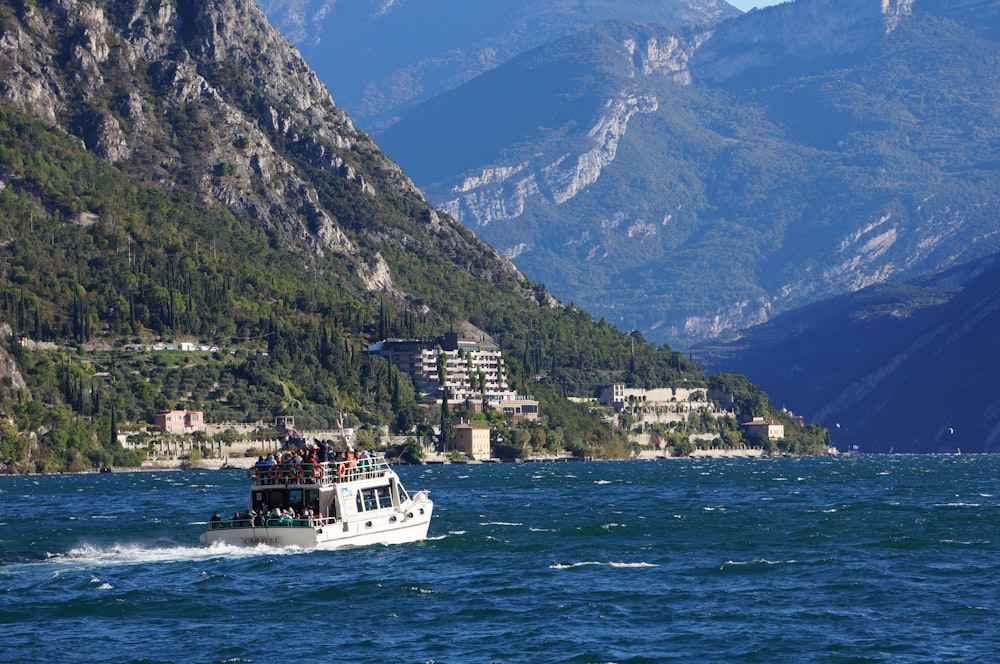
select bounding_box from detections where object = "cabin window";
[253,489,287,512]
[306,490,320,515]
[357,486,392,511]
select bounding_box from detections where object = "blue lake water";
[2,454,998,663]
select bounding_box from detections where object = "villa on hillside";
[368,332,539,422]
[599,384,731,428]
[741,417,785,441]
[154,410,206,434]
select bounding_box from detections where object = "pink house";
[154,410,206,434]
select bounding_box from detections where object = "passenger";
[333,447,347,479]
[357,449,371,478]
[302,449,316,477]
[264,454,277,466]
[210,511,222,528]
[346,447,356,478]
[254,455,267,467]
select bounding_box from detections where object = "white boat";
[200,454,433,548]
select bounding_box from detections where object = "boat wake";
[42,541,308,568]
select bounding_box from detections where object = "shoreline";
[2,447,780,475]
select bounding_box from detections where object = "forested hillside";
[0,0,826,472]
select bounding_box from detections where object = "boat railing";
[245,455,392,487]
[210,515,337,530]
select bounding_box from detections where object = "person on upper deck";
[345,448,357,477]
[357,449,371,477]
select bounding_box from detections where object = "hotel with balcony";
[367,332,538,422]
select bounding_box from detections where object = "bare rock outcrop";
[0,0,422,263]
[439,31,694,230]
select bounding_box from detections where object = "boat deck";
[245,457,391,487]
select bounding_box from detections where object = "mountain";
[693,251,1000,454]
[0,0,741,470]
[254,0,738,131]
[369,0,1000,346]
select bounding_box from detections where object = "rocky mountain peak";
[0,0,434,271]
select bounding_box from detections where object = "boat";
[200,453,433,548]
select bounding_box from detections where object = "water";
[2,455,998,663]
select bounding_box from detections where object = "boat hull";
[200,499,433,549]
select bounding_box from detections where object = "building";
[452,422,492,460]
[495,398,539,424]
[741,417,785,441]
[599,384,714,410]
[154,410,206,434]
[368,332,539,421]
[598,384,726,428]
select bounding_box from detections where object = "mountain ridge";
[369,0,1000,345]
[255,0,738,131]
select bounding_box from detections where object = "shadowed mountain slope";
[694,252,1000,453]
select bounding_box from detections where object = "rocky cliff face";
[0,0,460,291]
[0,325,27,392]
[438,31,695,230]
[442,90,663,229]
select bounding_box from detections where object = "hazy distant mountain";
[373,0,1000,346]
[254,0,739,131]
[693,251,1000,454]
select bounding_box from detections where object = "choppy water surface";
[2,455,998,663]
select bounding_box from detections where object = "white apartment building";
[368,333,538,420]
